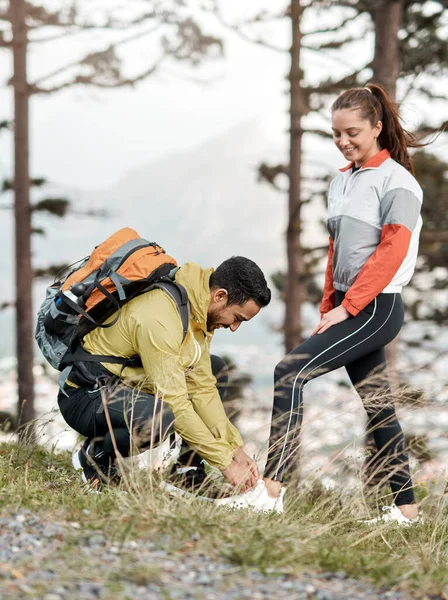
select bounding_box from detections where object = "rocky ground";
[0,510,435,600]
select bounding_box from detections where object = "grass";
[1,441,448,598]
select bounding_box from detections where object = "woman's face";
[331,108,382,167]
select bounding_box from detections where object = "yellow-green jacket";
[82,262,243,470]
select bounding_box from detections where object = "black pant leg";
[265,293,404,481]
[58,381,174,461]
[345,349,415,505]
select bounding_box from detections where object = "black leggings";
[265,291,415,506]
[58,355,228,464]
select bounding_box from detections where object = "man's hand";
[222,448,259,492]
[311,305,350,336]
[233,447,259,482]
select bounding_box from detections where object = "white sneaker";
[215,479,285,514]
[361,504,422,526]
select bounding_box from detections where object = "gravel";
[0,511,427,599]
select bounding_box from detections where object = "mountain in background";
[0,119,327,356]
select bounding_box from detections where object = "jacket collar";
[339,148,391,173]
[175,262,213,335]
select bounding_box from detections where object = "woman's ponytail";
[365,83,417,174]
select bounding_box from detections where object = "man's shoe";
[360,504,423,526]
[72,440,120,490]
[215,479,285,514]
[169,462,208,491]
[160,462,221,500]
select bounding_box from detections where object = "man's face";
[207,289,261,332]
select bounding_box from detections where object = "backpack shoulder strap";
[64,280,190,367]
[147,280,190,342]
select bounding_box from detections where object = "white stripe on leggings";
[276,295,398,480]
[274,298,379,480]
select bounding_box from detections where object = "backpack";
[35,227,190,390]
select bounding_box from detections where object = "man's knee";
[131,404,174,450]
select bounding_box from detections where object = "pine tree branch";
[32,198,70,217]
[212,13,287,54]
[304,128,332,139]
[306,67,369,95]
[27,10,165,42]
[208,1,288,25]
[257,162,289,192]
[0,300,14,311]
[320,0,373,13]
[28,29,96,43]
[31,25,161,87]
[413,86,448,102]
[303,12,361,36]
[34,264,69,280]
[305,32,368,51]
[29,17,223,93]
[211,16,366,55]
[28,10,160,31]
[31,61,161,95]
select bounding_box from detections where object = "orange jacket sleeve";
[342,224,412,316]
[319,237,336,315]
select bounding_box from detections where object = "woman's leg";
[345,348,416,511]
[264,293,404,484]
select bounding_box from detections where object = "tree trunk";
[284,0,306,353]
[11,0,35,432]
[364,0,404,485]
[371,0,404,101]
[371,0,404,391]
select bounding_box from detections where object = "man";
[60,256,270,492]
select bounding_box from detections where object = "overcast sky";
[0,1,286,190]
[0,1,446,190]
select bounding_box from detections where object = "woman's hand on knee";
[311,305,350,335]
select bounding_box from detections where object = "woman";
[224,84,424,523]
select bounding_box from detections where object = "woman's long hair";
[331,84,425,175]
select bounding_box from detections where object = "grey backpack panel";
[35,284,81,370]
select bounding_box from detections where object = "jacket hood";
[175,262,214,332]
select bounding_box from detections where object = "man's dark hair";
[209,256,271,308]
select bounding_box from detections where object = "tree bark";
[284,0,306,353]
[371,0,404,101]
[11,0,35,431]
[371,0,405,391]
[364,0,404,484]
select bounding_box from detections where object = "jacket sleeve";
[342,187,422,316]
[129,295,238,471]
[319,237,335,315]
[186,346,243,454]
